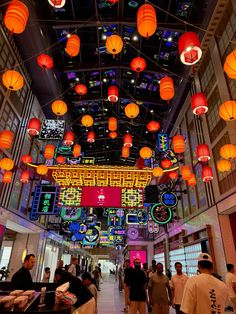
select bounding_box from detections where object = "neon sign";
[150,203,173,224]
[160,192,178,208]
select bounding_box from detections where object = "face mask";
[135,265,141,270]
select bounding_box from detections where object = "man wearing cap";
[181,253,228,314]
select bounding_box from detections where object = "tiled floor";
[97,274,233,314]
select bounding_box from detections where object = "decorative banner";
[60,208,82,221]
[30,186,60,220]
[130,250,147,266]
[59,187,82,207]
[150,203,173,224]
[158,133,169,152]
[160,192,178,208]
[39,119,65,140]
[121,188,144,208]
[81,187,121,207]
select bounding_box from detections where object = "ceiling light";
[106,130,109,133]
[106,146,109,148]
[131,79,135,84]
[102,34,107,40]
[75,77,79,82]
[104,108,108,111]
[67,34,71,38]
[146,130,148,134]
[103,78,107,82]
[150,110,154,113]
[82,108,85,111]
[132,35,139,41]
[167,36,173,42]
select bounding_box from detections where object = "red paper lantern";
[147,121,160,133]
[202,166,213,183]
[87,131,95,143]
[136,157,145,169]
[37,54,53,70]
[21,154,32,164]
[0,130,14,150]
[48,0,66,8]
[130,57,146,73]
[75,84,87,96]
[181,165,192,180]
[191,93,208,115]
[108,117,118,131]
[109,131,118,139]
[187,173,197,187]
[122,147,129,158]
[169,171,178,180]
[4,0,29,34]
[27,118,41,136]
[197,144,210,162]
[44,144,55,159]
[161,159,172,169]
[20,170,30,183]
[123,134,133,148]
[72,144,81,157]
[108,86,118,103]
[2,171,13,183]
[178,32,202,65]
[64,131,75,146]
[56,156,66,164]
[107,0,119,4]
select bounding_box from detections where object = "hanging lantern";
[191,92,208,115]
[75,84,87,96]
[64,131,75,146]
[108,86,119,102]
[56,156,66,164]
[224,50,236,79]
[125,103,139,119]
[217,159,231,172]
[2,70,24,91]
[44,144,55,159]
[65,34,80,57]
[0,130,14,150]
[136,157,145,169]
[219,101,236,121]
[187,173,197,187]
[2,171,13,184]
[153,167,163,177]
[51,100,67,116]
[37,54,53,70]
[106,35,123,56]
[0,158,14,171]
[147,121,160,133]
[181,165,192,180]
[123,134,132,148]
[20,170,30,183]
[108,117,117,131]
[81,115,94,128]
[21,154,32,164]
[36,165,48,176]
[27,118,41,136]
[139,147,152,159]
[122,146,130,158]
[87,131,95,143]
[197,144,210,162]
[169,171,178,180]
[48,0,66,8]
[4,0,29,34]
[159,76,174,102]
[130,57,146,73]
[107,0,119,4]
[137,4,157,38]
[109,131,118,139]
[172,135,185,154]
[161,159,172,169]
[220,144,236,160]
[178,32,202,65]
[72,144,81,157]
[202,165,213,183]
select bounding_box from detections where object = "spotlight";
[67,34,71,38]
[102,34,107,40]
[131,79,135,84]
[75,77,79,82]
[103,78,107,82]
[167,36,172,42]
[132,35,139,41]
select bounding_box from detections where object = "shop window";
[199,50,216,96]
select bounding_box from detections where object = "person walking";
[68,257,79,277]
[181,253,229,314]
[170,262,188,314]
[11,254,36,290]
[225,263,236,313]
[82,272,98,314]
[92,266,101,291]
[126,258,147,314]
[123,259,133,312]
[148,262,172,314]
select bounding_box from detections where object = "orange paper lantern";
[172,135,185,154]
[220,144,236,160]
[56,156,66,164]
[169,171,178,180]
[130,57,146,73]
[0,158,14,171]
[160,76,174,102]
[161,159,172,169]
[108,86,119,102]
[123,134,133,148]
[2,171,13,183]
[181,165,192,180]
[108,117,118,131]
[72,144,81,157]
[217,159,231,172]
[44,144,55,159]
[0,130,14,150]
[139,147,152,159]
[224,50,236,79]
[87,131,95,143]
[153,167,163,177]
[65,34,80,57]
[21,154,32,164]
[219,101,236,121]
[75,84,87,96]
[36,165,48,176]
[187,173,197,187]
[27,118,41,136]
[122,146,130,158]
[147,121,160,133]
[137,4,157,38]
[37,54,53,70]
[125,103,139,119]
[20,170,30,183]
[2,70,24,91]
[202,166,213,183]
[106,35,123,56]
[4,0,29,34]
[64,131,75,146]
[81,115,94,128]
[51,100,67,116]
[109,131,118,139]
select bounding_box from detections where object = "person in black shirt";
[54,268,95,313]
[123,259,133,312]
[11,254,36,291]
[126,258,147,314]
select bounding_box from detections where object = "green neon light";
[150,203,173,225]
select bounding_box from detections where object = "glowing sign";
[160,192,178,208]
[158,133,169,152]
[126,211,148,225]
[60,208,82,221]
[150,203,173,224]
[121,188,144,208]
[81,187,122,207]
[39,119,65,140]
[59,187,82,207]
[108,208,124,227]
[130,250,147,266]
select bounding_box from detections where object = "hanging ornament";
[108,117,118,131]
[81,115,94,128]
[4,0,29,34]
[181,165,192,180]
[146,121,160,133]
[51,100,67,116]
[37,54,53,70]
[202,166,213,183]
[172,135,185,154]
[36,165,48,176]
[219,101,236,121]
[161,159,172,169]
[108,85,119,103]
[122,146,130,158]
[2,70,24,91]
[44,144,55,159]
[48,0,66,8]
[20,170,30,183]
[65,34,80,57]
[56,156,66,164]
[137,4,157,38]
[139,147,152,159]
[123,134,133,148]
[224,50,236,79]
[106,35,123,56]
[153,167,163,177]
[0,130,14,150]
[220,144,236,160]
[130,57,146,73]
[27,118,41,136]
[21,154,32,164]
[217,159,231,173]
[0,158,14,171]
[87,131,95,143]
[72,144,81,158]
[196,144,210,162]
[75,84,87,96]
[178,32,202,65]
[169,171,178,180]
[2,171,13,183]
[64,131,75,146]
[109,131,118,139]
[125,103,139,119]
[191,93,208,115]
[159,77,174,102]
[187,173,197,187]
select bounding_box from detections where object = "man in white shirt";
[181,253,228,314]
[225,263,236,313]
[68,256,79,277]
[170,262,188,314]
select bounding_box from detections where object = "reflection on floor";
[97,274,233,314]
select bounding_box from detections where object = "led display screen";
[39,119,65,140]
[81,187,121,207]
[130,250,147,266]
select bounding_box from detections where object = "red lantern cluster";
[197,144,210,162]
[178,32,202,65]
[191,93,208,116]
[27,118,41,136]
[123,134,132,148]
[108,86,118,103]
[37,54,53,70]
